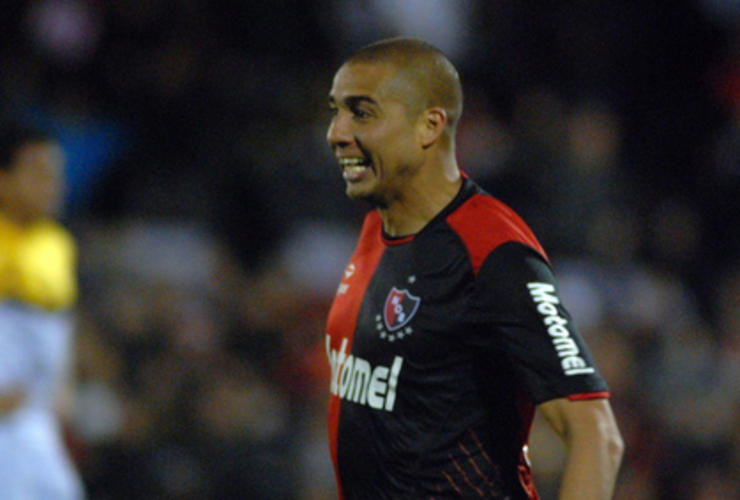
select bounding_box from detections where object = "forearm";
[558,425,623,500]
[538,398,624,500]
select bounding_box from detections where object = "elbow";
[606,424,625,470]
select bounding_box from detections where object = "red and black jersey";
[325,178,609,500]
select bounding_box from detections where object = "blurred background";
[2,0,740,498]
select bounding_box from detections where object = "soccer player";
[324,38,623,499]
[0,124,85,499]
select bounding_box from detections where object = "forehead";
[330,62,402,103]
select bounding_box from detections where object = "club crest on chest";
[375,287,420,342]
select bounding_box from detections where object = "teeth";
[339,157,367,167]
[344,166,366,174]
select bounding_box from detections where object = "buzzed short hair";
[345,38,464,136]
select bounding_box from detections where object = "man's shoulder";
[445,190,547,273]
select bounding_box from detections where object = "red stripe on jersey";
[567,391,611,401]
[325,210,386,499]
[445,193,548,275]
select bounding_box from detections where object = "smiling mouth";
[339,157,372,180]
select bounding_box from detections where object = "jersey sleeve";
[0,218,77,311]
[16,221,78,311]
[465,241,609,405]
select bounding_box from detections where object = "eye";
[352,107,371,120]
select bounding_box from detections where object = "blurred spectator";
[0,123,85,499]
[321,0,475,63]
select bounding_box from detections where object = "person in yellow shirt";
[0,124,84,499]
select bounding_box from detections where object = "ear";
[418,107,447,148]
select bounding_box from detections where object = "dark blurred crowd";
[2,1,740,499]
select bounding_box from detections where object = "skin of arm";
[537,397,624,500]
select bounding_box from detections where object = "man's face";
[0,141,65,224]
[327,62,424,207]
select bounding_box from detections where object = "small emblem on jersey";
[384,287,420,331]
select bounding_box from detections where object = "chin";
[345,187,387,208]
[345,183,368,200]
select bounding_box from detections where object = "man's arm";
[537,397,624,500]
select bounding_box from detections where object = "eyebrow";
[328,95,379,108]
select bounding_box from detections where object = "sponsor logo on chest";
[325,281,420,412]
[326,336,404,412]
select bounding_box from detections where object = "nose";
[327,111,352,151]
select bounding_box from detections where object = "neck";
[379,162,462,237]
